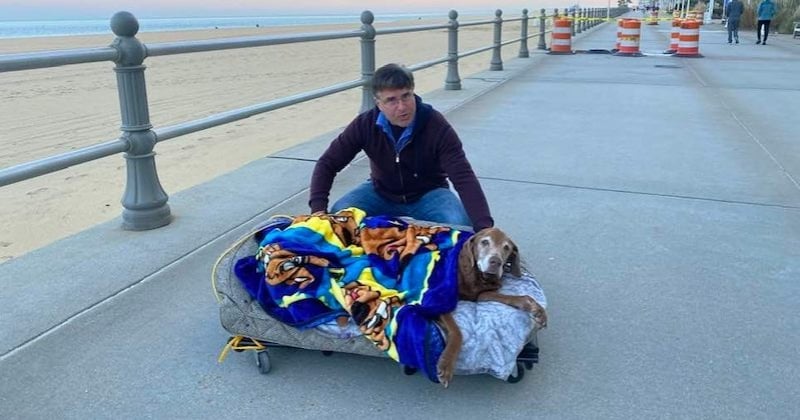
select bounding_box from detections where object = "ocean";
[0,13,448,39]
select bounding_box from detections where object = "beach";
[0,15,528,262]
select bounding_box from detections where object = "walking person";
[756,0,778,44]
[725,0,744,44]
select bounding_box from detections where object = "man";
[725,0,744,44]
[756,0,777,45]
[308,63,494,232]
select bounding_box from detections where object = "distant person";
[755,0,778,44]
[725,0,744,44]
[308,63,494,232]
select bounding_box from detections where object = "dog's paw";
[513,296,548,327]
[534,306,548,328]
[510,295,537,312]
[437,358,455,388]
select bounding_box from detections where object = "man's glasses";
[375,90,414,107]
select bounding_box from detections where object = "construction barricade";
[665,19,681,54]
[674,19,703,57]
[647,10,659,25]
[614,19,643,57]
[614,18,623,52]
[549,18,574,54]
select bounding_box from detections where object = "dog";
[436,227,548,387]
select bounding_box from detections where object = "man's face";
[375,88,416,127]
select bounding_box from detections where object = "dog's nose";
[489,256,503,269]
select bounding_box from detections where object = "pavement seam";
[480,176,800,210]
[683,56,800,193]
[722,102,800,193]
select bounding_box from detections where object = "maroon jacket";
[309,97,494,231]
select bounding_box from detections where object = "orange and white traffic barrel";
[674,19,703,57]
[665,18,682,54]
[614,19,643,57]
[648,10,659,25]
[614,18,624,51]
[549,18,574,54]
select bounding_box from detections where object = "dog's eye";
[480,238,490,246]
[503,244,510,251]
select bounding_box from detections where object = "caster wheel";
[524,360,534,370]
[255,350,271,374]
[506,362,525,383]
[401,364,418,375]
[321,350,333,357]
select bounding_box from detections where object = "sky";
[1,0,612,20]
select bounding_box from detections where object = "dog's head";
[460,227,521,279]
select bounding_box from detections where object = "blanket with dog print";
[233,207,470,383]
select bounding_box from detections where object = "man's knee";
[417,189,471,226]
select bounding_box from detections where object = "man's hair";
[372,63,414,94]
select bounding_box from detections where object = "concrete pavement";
[2,16,799,419]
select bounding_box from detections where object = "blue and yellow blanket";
[234,208,471,382]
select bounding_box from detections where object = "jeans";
[757,20,771,42]
[727,18,740,42]
[331,180,472,227]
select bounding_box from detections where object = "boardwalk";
[2,16,799,419]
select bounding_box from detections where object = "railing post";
[571,8,576,36]
[577,8,583,33]
[586,8,591,30]
[110,12,171,231]
[359,10,376,114]
[518,9,529,58]
[490,9,503,71]
[445,10,461,90]
[538,8,547,50]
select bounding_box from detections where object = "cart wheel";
[506,362,525,383]
[255,350,271,374]
[401,364,418,376]
[524,360,534,370]
[321,350,333,357]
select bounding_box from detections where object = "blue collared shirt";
[376,112,415,153]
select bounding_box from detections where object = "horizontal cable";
[155,78,364,142]
[0,139,128,186]
[406,56,450,72]
[146,29,364,57]
[0,47,118,73]
[375,23,450,35]
[458,44,495,59]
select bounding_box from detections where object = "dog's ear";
[507,239,522,277]
[458,234,477,282]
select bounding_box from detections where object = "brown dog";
[436,227,548,387]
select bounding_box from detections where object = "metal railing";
[0,7,615,230]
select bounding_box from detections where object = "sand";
[0,14,530,262]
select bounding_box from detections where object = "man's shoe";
[756,40,761,44]
[762,41,767,45]
[735,39,739,44]
[728,41,732,44]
